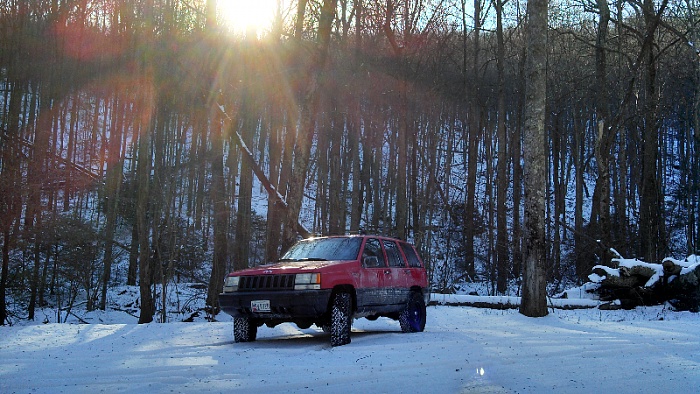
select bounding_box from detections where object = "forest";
[0,0,698,325]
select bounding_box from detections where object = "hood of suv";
[230,259,354,276]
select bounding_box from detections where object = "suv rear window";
[400,242,423,268]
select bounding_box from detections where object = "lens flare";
[217,0,277,35]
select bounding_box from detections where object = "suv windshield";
[280,237,362,262]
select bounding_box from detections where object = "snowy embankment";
[2,301,699,393]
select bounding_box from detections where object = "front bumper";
[219,289,333,320]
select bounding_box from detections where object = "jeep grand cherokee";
[219,235,428,346]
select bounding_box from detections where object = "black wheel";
[233,316,258,343]
[399,292,426,333]
[330,292,352,347]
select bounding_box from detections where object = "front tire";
[399,291,426,333]
[233,316,258,343]
[330,292,352,346]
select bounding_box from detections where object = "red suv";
[219,235,428,346]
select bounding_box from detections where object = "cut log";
[599,275,642,290]
[590,257,700,312]
[666,264,700,312]
[624,265,656,279]
[662,260,682,277]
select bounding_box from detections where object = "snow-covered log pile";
[587,250,700,311]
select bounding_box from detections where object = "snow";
[589,265,618,279]
[2,296,700,393]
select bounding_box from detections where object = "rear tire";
[330,292,352,347]
[399,292,426,333]
[233,316,258,343]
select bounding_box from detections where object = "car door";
[357,238,389,309]
[382,239,410,306]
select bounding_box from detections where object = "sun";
[217,0,278,35]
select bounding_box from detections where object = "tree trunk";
[463,0,481,280]
[589,0,613,265]
[349,110,363,233]
[382,0,408,240]
[207,116,229,314]
[394,100,408,240]
[485,115,494,293]
[369,119,382,231]
[328,102,344,235]
[204,0,230,312]
[194,125,207,232]
[127,157,139,287]
[639,0,664,263]
[233,82,255,271]
[264,105,284,263]
[519,0,549,318]
[316,113,329,234]
[410,115,421,249]
[348,0,364,234]
[100,96,124,310]
[552,114,564,280]
[282,0,337,250]
[0,228,10,325]
[495,0,509,294]
[27,91,52,320]
[512,45,526,278]
[694,9,700,252]
[294,0,308,40]
[1,80,23,324]
[137,106,155,324]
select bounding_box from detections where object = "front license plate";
[251,300,271,312]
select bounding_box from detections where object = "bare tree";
[584,0,615,274]
[100,96,124,310]
[463,0,482,280]
[282,0,338,250]
[137,0,156,324]
[520,0,549,317]
[639,0,668,262]
[136,110,155,324]
[494,0,510,294]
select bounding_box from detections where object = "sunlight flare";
[217,0,278,35]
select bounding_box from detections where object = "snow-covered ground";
[2,298,699,393]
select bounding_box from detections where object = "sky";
[2,290,699,393]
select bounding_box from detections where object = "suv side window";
[383,240,405,267]
[362,238,386,268]
[400,242,423,268]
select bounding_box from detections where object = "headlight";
[294,273,321,290]
[223,276,239,292]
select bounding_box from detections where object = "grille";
[238,274,296,291]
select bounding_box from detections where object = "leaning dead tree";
[586,250,700,311]
[216,104,311,239]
